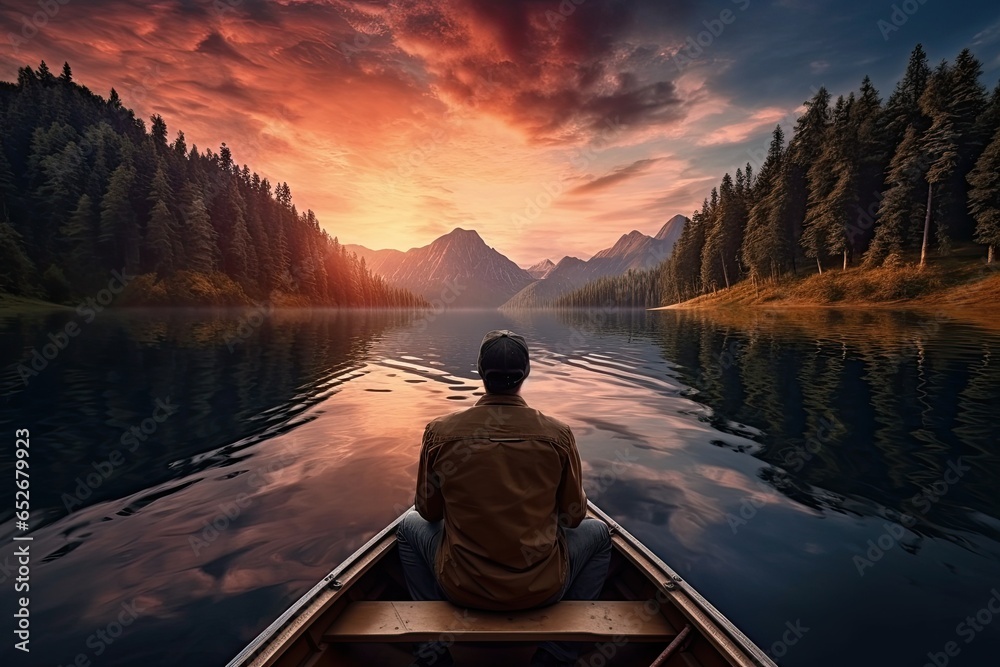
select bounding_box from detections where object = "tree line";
[0,62,425,307]
[561,44,1000,308]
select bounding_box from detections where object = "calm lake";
[1,306,999,666]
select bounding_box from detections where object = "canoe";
[227,502,777,667]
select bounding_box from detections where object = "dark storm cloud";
[381,0,700,142]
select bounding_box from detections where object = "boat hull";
[226,503,776,667]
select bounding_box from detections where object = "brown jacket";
[415,393,586,610]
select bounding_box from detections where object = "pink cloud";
[695,107,791,146]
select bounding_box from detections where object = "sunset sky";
[2,0,999,265]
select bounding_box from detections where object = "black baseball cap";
[477,330,530,391]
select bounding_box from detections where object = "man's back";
[416,392,586,610]
[398,330,611,666]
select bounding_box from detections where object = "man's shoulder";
[533,410,573,439]
[425,403,573,441]
[425,406,479,435]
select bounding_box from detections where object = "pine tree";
[735,167,747,200]
[865,52,940,267]
[0,138,18,221]
[865,126,930,265]
[34,140,86,263]
[918,62,960,264]
[785,87,832,268]
[144,165,177,275]
[270,217,292,290]
[976,82,1000,142]
[804,92,872,271]
[968,128,1000,263]
[37,61,53,82]
[98,160,136,268]
[884,44,930,147]
[59,193,97,283]
[662,203,706,303]
[851,76,889,255]
[700,175,744,290]
[150,115,168,150]
[0,221,36,296]
[246,203,272,292]
[937,49,988,242]
[16,66,38,89]
[742,125,790,280]
[215,177,253,282]
[172,130,187,158]
[27,121,78,190]
[696,190,719,291]
[179,183,217,274]
[144,200,175,274]
[82,124,115,203]
[802,95,851,272]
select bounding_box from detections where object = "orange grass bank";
[657,246,1000,314]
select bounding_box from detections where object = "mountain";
[350,228,534,307]
[344,245,405,275]
[655,214,687,246]
[345,216,689,309]
[525,259,555,279]
[501,256,592,309]
[590,230,672,274]
[500,217,688,309]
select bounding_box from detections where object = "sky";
[2,0,999,266]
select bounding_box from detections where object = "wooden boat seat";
[324,601,678,643]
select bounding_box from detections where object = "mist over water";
[1,307,998,666]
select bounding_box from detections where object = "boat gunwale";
[227,503,777,667]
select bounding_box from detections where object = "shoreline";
[650,260,1000,313]
[0,294,432,314]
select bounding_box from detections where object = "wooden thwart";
[324,601,677,643]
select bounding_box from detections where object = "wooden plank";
[324,601,677,643]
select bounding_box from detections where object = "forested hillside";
[561,45,1000,308]
[0,62,425,307]
[554,264,666,309]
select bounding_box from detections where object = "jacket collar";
[475,392,527,408]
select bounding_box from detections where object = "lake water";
[1,306,999,666]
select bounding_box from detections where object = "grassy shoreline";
[653,246,1000,314]
[0,293,73,312]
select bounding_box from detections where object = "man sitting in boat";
[397,329,612,667]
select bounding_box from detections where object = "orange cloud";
[0,0,723,262]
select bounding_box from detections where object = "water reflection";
[554,308,1000,665]
[638,309,1000,538]
[0,309,421,523]
[0,307,998,667]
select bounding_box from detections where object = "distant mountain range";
[525,259,556,280]
[501,215,688,308]
[346,214,688,308]
[345,228,533,307]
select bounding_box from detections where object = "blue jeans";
[397,511,612,663]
